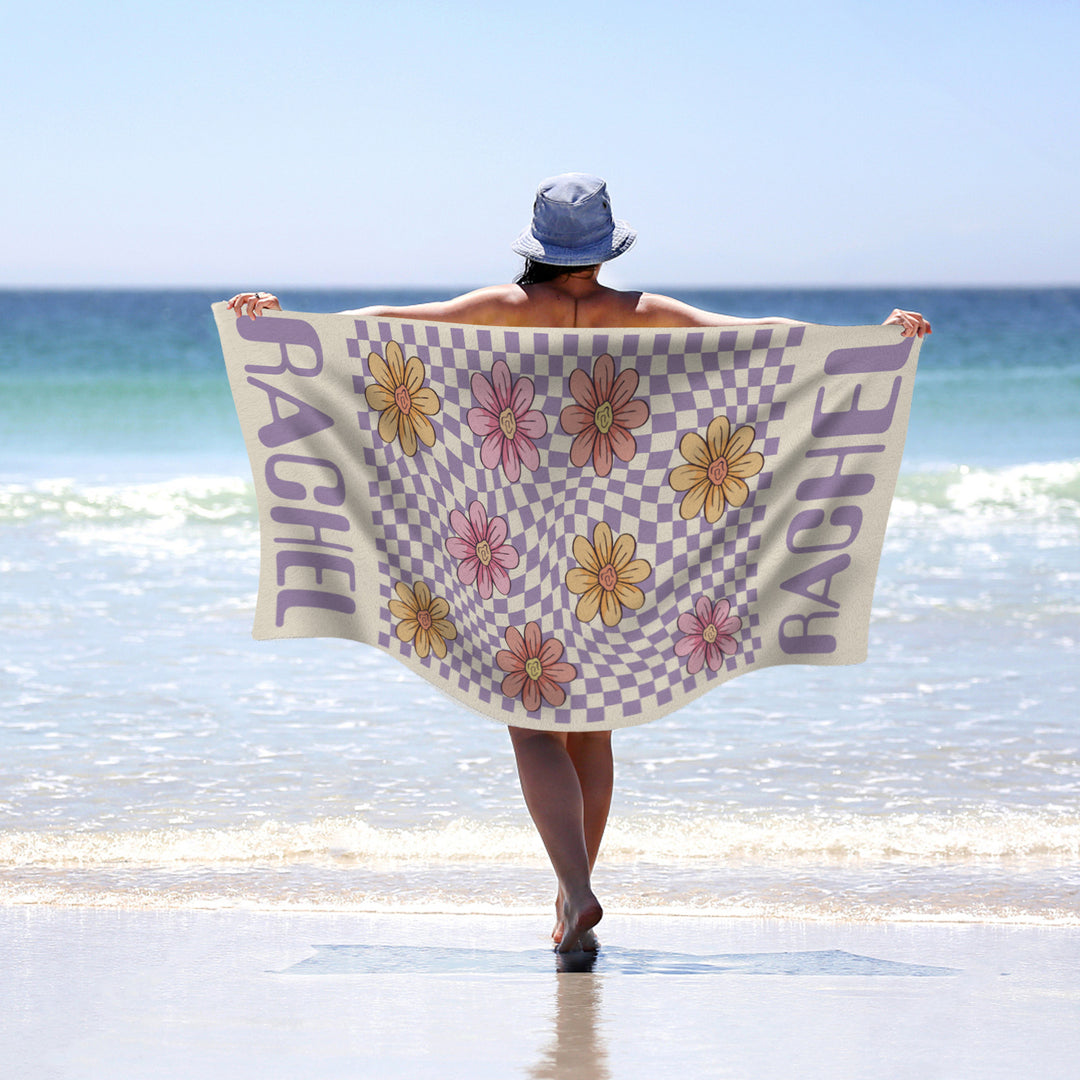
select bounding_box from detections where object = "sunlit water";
[1,288,1077,923]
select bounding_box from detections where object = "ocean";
[1,287,1077,924]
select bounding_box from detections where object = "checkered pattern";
[344,320,803,726]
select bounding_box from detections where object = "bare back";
[346,271,800,331]
[236,273,924,338]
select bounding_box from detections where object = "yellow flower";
[564,521,652,627]
[387,581,457,659]
[668,416,764,523]
[364,341,440,456]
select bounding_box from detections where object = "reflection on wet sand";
[529,964,609,1080]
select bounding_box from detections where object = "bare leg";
[508,726,610,952]
[553,731,613,945]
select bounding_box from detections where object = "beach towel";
[214,305,921,731]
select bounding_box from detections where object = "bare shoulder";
[443,283,530,322]
[343,283,530,325]
[632,292,747,328]
[626,292,804,329]
[576,288,733,327]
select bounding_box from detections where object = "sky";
[1,0,1077,288]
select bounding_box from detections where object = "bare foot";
[553,892,600,951]
[556,892,603,953]
[552,889,566,944]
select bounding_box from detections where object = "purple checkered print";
[346,320,802,725]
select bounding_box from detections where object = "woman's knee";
[567,730,612,751]
[508,725,567,750]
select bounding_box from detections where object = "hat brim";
[510,220,637,265]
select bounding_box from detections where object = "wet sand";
[3,908,1078,1079]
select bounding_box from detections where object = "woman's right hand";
[226,292,281,319]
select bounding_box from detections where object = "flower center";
[416,609,432,631]
[702,624,718,644]
[393,384,413,415]
[593,400,614,434]
[707,456,729,486]
[475,540,492,566]
[524,656,543,681]
[598,564,619,592]
[498,407,517,439]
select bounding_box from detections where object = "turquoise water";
[3,288,1078,472]
[1,288,1077,922]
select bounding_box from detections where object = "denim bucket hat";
[511,173,636,265]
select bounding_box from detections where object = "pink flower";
[445,501,520,599]
[559,353,649,477]
[496,622,577,712]
[467,360,548,482]
[673,596,743,674]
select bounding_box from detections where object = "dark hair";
[515,259,599,285]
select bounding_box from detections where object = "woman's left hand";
[226,292,281,319]
[883,309,932,338]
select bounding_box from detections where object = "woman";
[228,172,930,952]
